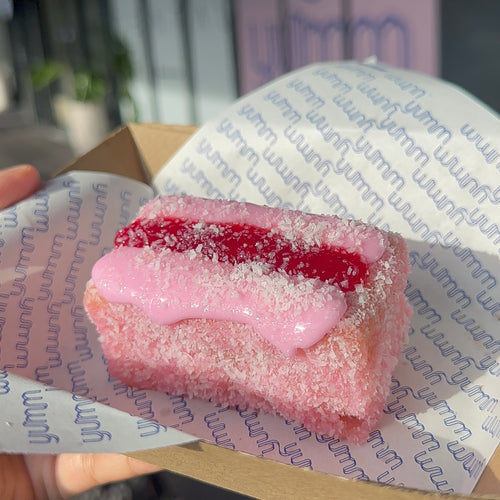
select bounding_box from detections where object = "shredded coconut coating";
[84,196,412,443]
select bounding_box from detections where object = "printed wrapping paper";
[1,61,499,495]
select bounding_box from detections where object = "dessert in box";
[56,122,499,498]
[84,194,412,442]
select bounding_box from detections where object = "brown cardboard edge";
[127,122,199,178]
[60,123,500,499]
[127,442,497,500]
[55,122,198,182]
[476,449,500,496]
[56,125,148,182]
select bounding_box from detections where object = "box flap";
[128,122,198,178]
[57,125,147,181]
[56,123,197,182]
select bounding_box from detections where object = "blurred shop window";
[2,0,499,135]
[441,0,500,115]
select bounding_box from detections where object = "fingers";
[0,454,36,500]
[54,453,161,498]
[0,165,40,210]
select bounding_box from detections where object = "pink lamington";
[84,195,412,443]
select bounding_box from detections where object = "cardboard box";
[60,123,500,499]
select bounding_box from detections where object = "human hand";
[0,165,161,499]
[0,164,40,211]
[1,453,161,499]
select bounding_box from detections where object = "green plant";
[30,60,64,90]
[30,34,135,114]
[30,60,107,103]
[73,70,107,102]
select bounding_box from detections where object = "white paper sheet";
[154,61,500,494]
[1,61,499,495]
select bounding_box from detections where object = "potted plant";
[31,61,109,154]
[30,37,135,155]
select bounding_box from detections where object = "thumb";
[0,165,40,210]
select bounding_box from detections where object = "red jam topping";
[115,218,368,292]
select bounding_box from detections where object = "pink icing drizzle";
[92,247,347,356]
[91,196,388,356]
